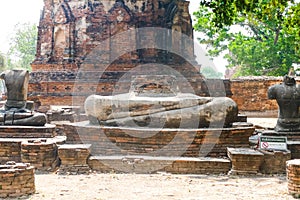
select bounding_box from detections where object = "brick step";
[0,124,56,138]
[88,155,231,174]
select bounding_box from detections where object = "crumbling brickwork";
[287,159,300,198]
[58,144,91,174]
[30,0,217,109]
[21,139,59,171]
[64,123,254,157]
[0,162,35,198]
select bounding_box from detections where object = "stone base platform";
[88,156,231,174]
[0,124,56,138]
[64,121,255,158]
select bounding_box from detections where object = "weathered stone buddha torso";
[0,70,47,126]
[1,70,29,110]
[268,75,300,132]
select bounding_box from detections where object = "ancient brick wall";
[231,77,300,112]
[28,71,298,113]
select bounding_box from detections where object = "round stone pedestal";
[287,159,300,198]
[0,161,35,198]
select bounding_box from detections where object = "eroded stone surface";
[85,74,238,128]
[85,93,238,128]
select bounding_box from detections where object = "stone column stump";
[227,147,264,175]
[0,161,35,198]
[58,144,91,174]
[287,159,300,198]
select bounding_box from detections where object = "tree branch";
[239,22,268,41]
[274,27,281,45]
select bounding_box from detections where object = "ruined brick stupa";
[29,0,229,108]
[25,0,255,175]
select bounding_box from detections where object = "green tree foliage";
[201,66,223,78]
[194,0,300,76]
[7,23,37,71]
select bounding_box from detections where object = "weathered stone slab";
[58,144,92,175]
[58,144,91,163]
[288,141,300,159]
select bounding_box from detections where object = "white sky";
[0,0,226,74]
[189,1,227,74]
[0,0,44,53]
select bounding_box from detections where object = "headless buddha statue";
[268,75,300,132]
[0,70,46,126]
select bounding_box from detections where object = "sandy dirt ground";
[14,173,292,200]
[6,118,294,200]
